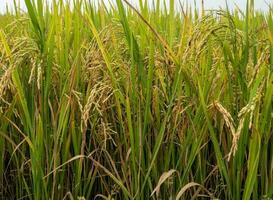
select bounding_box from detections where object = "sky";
[0,0,272,14]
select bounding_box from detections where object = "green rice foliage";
[0,0,273,199]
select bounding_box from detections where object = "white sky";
[0,0,272,14]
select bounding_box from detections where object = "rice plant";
[0,0,272,199]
